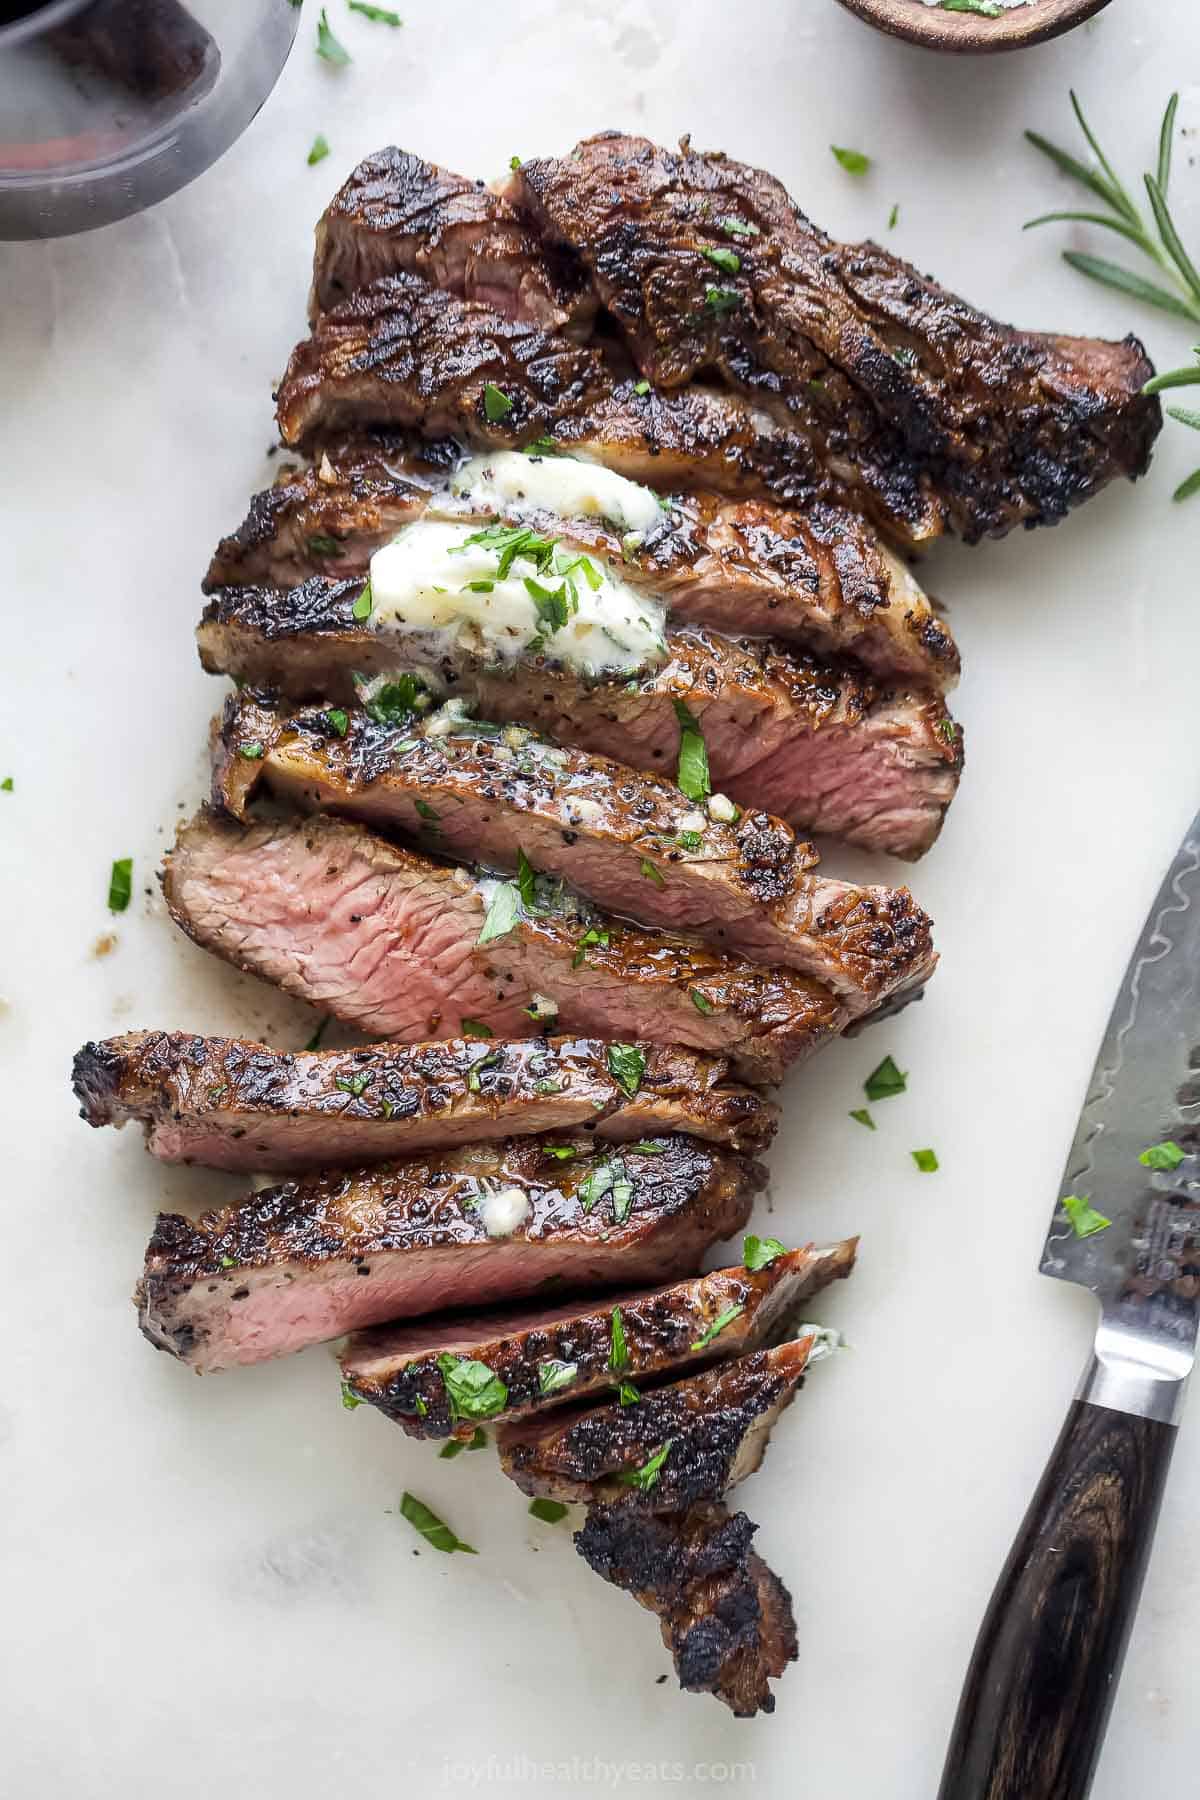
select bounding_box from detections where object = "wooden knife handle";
[938,1396,1176,1800]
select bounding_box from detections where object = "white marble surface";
[4,3,1200,1794]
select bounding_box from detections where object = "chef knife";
[938,807,1200,1800]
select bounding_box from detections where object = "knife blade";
[939,806,1200,1800]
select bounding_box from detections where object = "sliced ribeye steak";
[197,598,961,859]
[162,809,850,1083]
[309,145,595,338]
[204,444,958,691]
[510,133,1161,543]
[215,690,936,1011]
[575,1499,797,1716]
[497,1337,816,1509]
[137,1133,761,1372]
[74,1029,777,1170]
[340,1241,856,1436]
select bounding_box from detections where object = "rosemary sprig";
[1145,351,1200,501]
[1024,92,1200,325]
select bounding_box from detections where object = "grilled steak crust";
[276,273,933,536]
[512,133,1161,543]
[136,1133,761,1372]
[340,1241,856,1436]
[497,1338,814,1509]
[575,1500,798,1716]
[73,1029,777,1170]
[204,446,958,691]
[215,691,936,1011]
[197,597,961,859]
[309,146,595,337]
[161,809,849,1083]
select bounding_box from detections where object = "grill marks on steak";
[162,809,849,1082]
[203,446,958,691]
[73,1029,777,1170]
[575,1500,797,1715]
[197,594,961,859]
[215,691,936,1010]
[340,1242,855,1435]
[136,1134,761,1372]
[275,274,919,532]
[497,1338,814,1509]
[512,133,1161,543]
[309,146,595,338]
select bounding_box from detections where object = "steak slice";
[197,597,961,859]
[274,271,937,538]
[73,1029,777,1170]
[340,1241,856,1435]
[215,690,936,1011]
[497,1338,816,1510]
[575,1499,797,1716]
[511,133,1161,542]
[136,1133,761,1372]
[161,809,849,1083]
[204,446,958,691]
[309,146,595,337]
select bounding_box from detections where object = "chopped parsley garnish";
[307,135,331,167]
[524,575,577,635]
[606,1043,646,1098]
[340,1381,363,1409]
[1063,1194,1112,1239]
[676,830,703,852]
[0,777,11,792]
[348,1,403,21]
[640,858,666,889]
[572,926,609,968]
[721,216,760,239]
[528,1498,570,1524]
[617,1382,641,1406]
[483,382,514,422]
[521,436,560,457]
[541,1145,578,1161]
[437,1353,509,1421]
[316,8,351,63]
[849,1108,876,1130]
[634,379,652,396]
[579,1160,616,1212]
[304,1016,331,1052]
[307,534,343,557]
[325,707,349,737]
[219,1255,237,1269]
[361,673,425,726]
[888,203,900,230]
[334,1071,371,1098]
[690,990,715,1016]
[537,1359,578,1396]
[351,579,373,621]
[534,1076,563,1095]
[464,579,495,593]
[238,741,264,760]
[476,881,521,946]
[510,155,521,172]
[864,1055,907,1102]
[911,1148,939,1173]
[690,1302,744,1352]
[704,285,740,317]
[743,1235,786,1271]
[937,719,959,744]
[626,1142,667,1154]
[831,145,871,176]
[515,847,537,909]
[939,0,1002,13]
[673,698,711,802]
[1140,1140,1185,1171]
[608,1306,629,1372]
[439,1427,486,1458]
[107,857,132,913]
[460,1019,492,1038]
[619,1440,674,1492]
[703,246,741,274]
[399,1491,477,1554]
[414,799,439,821]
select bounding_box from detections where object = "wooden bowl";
[833,0,1113,53]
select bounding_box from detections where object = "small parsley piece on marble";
[439,1428,486,1459]
[399,1491,476,1554]
[340,1381,363,1409]
[107,858,132,913]
[308,135,331,167]
[850,1108,876,1130]
[528,1498,569,1524]
[1063,1194,1112,1238]
[831,145,870,176]
[864,1055,906,1102]
[348,1,403,21]
[911,1148,939,1173]
[316,10,351,64]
